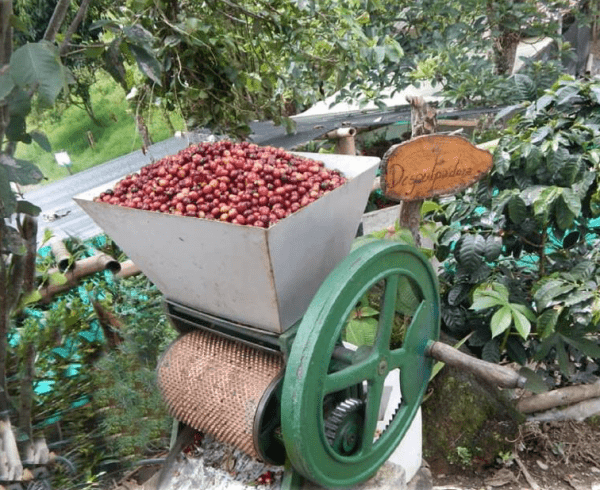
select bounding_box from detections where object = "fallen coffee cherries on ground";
[95,141,347,228]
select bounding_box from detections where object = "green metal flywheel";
[281,241,440,488]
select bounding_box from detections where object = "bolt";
[378,358,388,376]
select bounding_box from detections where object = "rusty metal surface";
[157,330,283,459]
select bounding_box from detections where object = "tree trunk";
[493,30,521,76]
[43,0,71,42]
[0,225,10,414]
[398,95,438,246]
[0,0,13,150]
[18,343,35,444]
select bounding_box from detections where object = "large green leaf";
[5,159,44,185]
[484,236,502,262]
[15,200,41,216]
[0,70,15,101]
[507,196,528,224]
[561,290,594,307]
[30,130,52,152]
[5,114,29,143]
[10,41,68,105]
[530,125,551,144]
[493,149,511,175]
[510,306,531,339]
[128,44,162,86]
[482,339,501,363]
[533,186,561,218]
[560,188,581,216]
[491,305,512,337]
[345,318,377,347]
[458,234,485,272]
[534,280,576,311]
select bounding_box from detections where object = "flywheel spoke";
[375,274,399,351]
[359,376,385,454]
[324,356,379,395]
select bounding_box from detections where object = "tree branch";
[59,0,92,56]
[43,0,71,42]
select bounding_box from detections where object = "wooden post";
[385,96,438,245]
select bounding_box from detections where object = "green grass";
[15,74,186,185]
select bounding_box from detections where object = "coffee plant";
[430,76,600,386]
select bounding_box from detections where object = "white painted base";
[376,369,423,483]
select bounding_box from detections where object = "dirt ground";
[430,420,600,490]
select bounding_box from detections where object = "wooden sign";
[381,134,493,201]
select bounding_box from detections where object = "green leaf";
[345,318,377,346]
[482,339,500,363]
[372,46,385,64]
[556,341,572,376]
[530,126,551,144]
[510,306,531,339]
[507,196,528,224]
[554,84,581,107]
[49,272,68,286]
[420,200,442,216]
[484,236,502,262]
[518,367,548,394]
[560,188,581,216]
[128,44,162,86]
[357,306,378,318]
[5,114,28,142]
[15,200,41,216]
[123,25,154,46]
[491,305,512,338]
[555,200,575,230]
[30,130,52,152]
[506,337,527,365]
[510,304,535,322]
[561,290,594,307]
[458,234,485,271]
[448,283,469,306]
[471,295,503,310]
[397,275,421,315]
[534,281,576,311]
[590,86,600,104]
[561,335,600,359]
[20,290,41,307]
[8,87,31,118]
[5,159,44,185]
[10,41,67,105]
[533,186,561,218]
[548,146,570,173]
[493,150,511,175]
[0,69,15,101]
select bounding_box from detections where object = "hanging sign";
[380,134,493,201]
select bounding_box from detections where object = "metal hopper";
[74,152,379,333]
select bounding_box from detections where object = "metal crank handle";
[425,341,527,389]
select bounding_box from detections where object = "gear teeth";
[325,398,363,446]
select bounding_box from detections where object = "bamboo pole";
[40,254,121,303]
[49,238,73,272]
[115,259,142,279]
[326,127,357,155]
